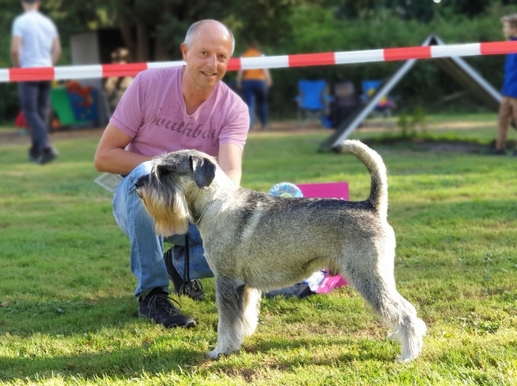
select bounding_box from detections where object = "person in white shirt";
[11,0,61,164]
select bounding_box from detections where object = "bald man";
[95,20,249,328]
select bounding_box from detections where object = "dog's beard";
[138,185,190,236]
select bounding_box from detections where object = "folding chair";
[361,80,396,119]
[295,79,332,128]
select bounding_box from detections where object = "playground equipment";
[50,81,99,129]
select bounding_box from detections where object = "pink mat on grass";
[297,182,349,200]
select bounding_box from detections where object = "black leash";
[179,234,191,297]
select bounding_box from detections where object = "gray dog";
[136,140,426,362]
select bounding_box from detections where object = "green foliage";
[331,0,499,22]
[266,3,514,118]
[0,2,22,67]
[397,105,427,138]
[0,83,20,123]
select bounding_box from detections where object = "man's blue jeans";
[17,81,52,154]
[112,161,213,298]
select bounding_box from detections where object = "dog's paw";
[206,345,239,359]
[396,355,413,363]
[206,349,222,360]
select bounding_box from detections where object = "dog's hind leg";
[207,277,254,359]
[342,262,426,362]
[389,294,427,362]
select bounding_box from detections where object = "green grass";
[1,114,516,385]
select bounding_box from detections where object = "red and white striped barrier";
[2,40,517,82]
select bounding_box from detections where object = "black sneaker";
[138,288,196,328]
[28,146,40,163]
[488,148,507,156]
[40,147,58,164]
[164,248,205,301]
[513,150,517,157]
[264,284,314,299]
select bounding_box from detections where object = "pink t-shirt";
[110,66,249,158]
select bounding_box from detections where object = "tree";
[448,0,493,18]
[44,0,315,63]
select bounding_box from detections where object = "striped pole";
[1,41,516,82]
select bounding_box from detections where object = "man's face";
[181,24,233,91]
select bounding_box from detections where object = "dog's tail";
[336,140,388,218]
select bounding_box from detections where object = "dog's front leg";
[207,277,248,359]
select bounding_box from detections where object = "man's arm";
[10,36,21,68]
[94,122,153,175]
[50,36,61,66]
[218,143,243,185]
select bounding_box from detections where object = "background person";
[11,0,61,164]
[493,13,517,156]
[236,42,272,130]
[94,20,249,328]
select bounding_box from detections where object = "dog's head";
[136,149,217,236]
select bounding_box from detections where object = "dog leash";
[179,234,192,297]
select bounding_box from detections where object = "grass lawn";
[0,114,516,385]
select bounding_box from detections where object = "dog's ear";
[190,155,216,188]
[154,164,174,182]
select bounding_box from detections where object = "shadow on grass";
[0,296,210,380]
[1,293,398,381]
[0,332,397,382]
[0,345,207,381]
[242,334,396,362]
[0,297,140,336]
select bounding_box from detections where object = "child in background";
[494,13,517,156]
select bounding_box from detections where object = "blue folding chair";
[361,80,396,119]
[295,80,332,128]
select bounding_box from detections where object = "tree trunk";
[136,23,149,62]
[118,19,136,62]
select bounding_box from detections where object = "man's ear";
[180,42,188,61]
[190,155,216,188]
